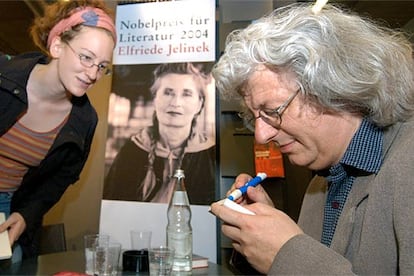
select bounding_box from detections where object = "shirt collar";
[340,118,383,174]
[317,118,383,177]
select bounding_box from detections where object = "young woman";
[104,63,216,205]
[0,0,116,260]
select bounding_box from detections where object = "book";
[254,140,285,178]
[0,212,12,260]
[192,253,208,268]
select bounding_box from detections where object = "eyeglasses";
[239,88,300,132]
[65,42,112,76]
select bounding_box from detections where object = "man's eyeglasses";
[65,42,112,76]
[239,88,300,132]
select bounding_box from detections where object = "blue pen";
[227,172,267,201]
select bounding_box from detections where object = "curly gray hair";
[212,3,414,127]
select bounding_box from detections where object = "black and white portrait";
[103,62,216,205]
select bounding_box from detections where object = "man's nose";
[254,117,279,144]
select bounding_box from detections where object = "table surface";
[0,250,234,275]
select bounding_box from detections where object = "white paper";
[223,199,256,215]
[0,212,12,260]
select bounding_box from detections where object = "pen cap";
[257,172,267,180]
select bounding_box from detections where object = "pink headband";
[47,7,117,49]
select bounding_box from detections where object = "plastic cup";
[94,242,122,276]
[84,234,110,275]
[130,230,152,250]
[122,249,149,272]
[148,246,174,276]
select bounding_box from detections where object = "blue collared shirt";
[320,118,383,246]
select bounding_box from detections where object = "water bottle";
[166,169,192,272]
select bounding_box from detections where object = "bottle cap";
[174,169,185,178]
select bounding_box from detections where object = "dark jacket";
[0,52,98,257]
[271,120,414,275]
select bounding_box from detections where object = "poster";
[113,0,215,64]
[103,62,216,205]
[100,0,217,262]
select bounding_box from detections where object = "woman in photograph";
[104,63,216,205]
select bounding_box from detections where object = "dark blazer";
[0,52,98,257]
[270,120,414,275]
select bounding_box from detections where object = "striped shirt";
[0,119,65,192]
[319,118,383,246]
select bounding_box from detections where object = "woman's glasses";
[239,88,300,132]
[65,42,112,76]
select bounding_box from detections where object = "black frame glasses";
[65,42,112,76]
[239,88,300,132]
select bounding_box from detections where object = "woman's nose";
[85,66,99,81]
[169,95,182,106]
[254,117,279,144]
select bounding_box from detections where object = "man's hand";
[211,173,303,274]
[228,173,274,207]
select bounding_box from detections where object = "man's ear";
[49,36,63,58]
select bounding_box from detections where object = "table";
[0,250,234,275]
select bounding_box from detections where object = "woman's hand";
[0,212,26,246]
[228,173,274,207]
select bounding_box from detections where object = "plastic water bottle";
[166,169,192,273]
